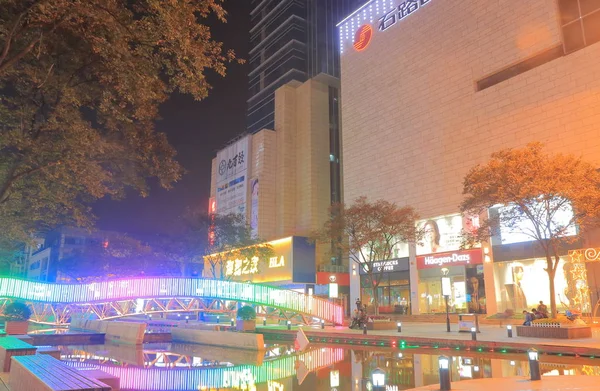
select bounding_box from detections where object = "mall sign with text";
[416,248,483,270]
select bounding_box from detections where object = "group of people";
[350,298,368,329]
[522,301,549,325]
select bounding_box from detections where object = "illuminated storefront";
[359,258,411,314]
[203,236,316,290]
[417,248,484,314]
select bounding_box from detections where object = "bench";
[0,336,37,372]
[516,325,592,339]
[10,354,111,391]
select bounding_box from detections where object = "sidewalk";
[406,376,599,390]
[258,322,600,356]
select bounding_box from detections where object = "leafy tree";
[460,143,600,317]
[315,197,420,315]
[0,0,239,243]
[56,233,180,282]
[202,213,273,281]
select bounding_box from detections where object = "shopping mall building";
[338,0,600,316]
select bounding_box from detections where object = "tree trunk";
[371,274,380,316]
[547,257,557,318]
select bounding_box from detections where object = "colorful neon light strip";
[65,347,345,390]
[0,277,344,324]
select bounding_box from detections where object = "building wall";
[212,77,339,269]
[340,0,600,218]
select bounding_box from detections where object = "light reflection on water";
[55,343,600,391]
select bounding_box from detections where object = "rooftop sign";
[337,0,433,54]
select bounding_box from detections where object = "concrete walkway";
[258,322,600,355]
[407,376,599,390]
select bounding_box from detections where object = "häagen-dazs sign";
[416,248,482,270]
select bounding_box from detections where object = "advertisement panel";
[416,248,483,270]
[203,237,316,284]
[416,214,473,255]
[250,178,259,238]
[497,202,577,245]
[215,136,251,216]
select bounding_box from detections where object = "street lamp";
[371,368,385,391]
[438,356,451,390]
[441,277,451,332]
[528,348,541,380]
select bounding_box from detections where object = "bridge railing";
[0,277,344,325]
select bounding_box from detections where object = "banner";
[250,178,259,237]
[215,136,251,216]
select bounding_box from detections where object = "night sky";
[93,1,252,236]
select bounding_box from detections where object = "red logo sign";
[353,24,373,51]
[416,248,483,270]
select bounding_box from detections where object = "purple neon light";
[0,277,344,325]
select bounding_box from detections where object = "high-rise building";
[247,0,361,134]
[338,0,600,316]
[207,1,362,294]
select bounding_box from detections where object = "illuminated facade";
[339,0,600,315]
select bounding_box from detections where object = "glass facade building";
[247,0,361,134]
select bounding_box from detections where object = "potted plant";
[236,305,257,332]
[4,301,31,335]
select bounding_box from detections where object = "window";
[559,0,600,53]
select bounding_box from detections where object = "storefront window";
[360,273,410,314]
[493,258,569,313]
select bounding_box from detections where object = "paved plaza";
[406,376,600,391]
[262,321,600,354]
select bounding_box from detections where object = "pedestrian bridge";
[0,277,344,326]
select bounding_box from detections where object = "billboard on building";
[250,178,259,237]
[416,214,465,255]
[215,136,251,217]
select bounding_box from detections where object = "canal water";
[53,342,600,391]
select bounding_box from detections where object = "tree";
[460,143,600,317]
[56,233,180,282]
[315,197,420,315]
[0,0,239,243]
[202,213,273,281]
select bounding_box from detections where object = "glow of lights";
[0,277,344,325]
[64,347,344,390]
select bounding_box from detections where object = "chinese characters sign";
[224,255,285,277]
[215,136,251,216]
[378,0,432,33]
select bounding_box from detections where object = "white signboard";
[215,136,251,216]
[498,201,577,245]
[416,214,466,255]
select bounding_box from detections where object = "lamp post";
[441,277,451,332]
[528,348,541,381]
[438,356,451,391]
[507,325,513,338]
[371,368,386,391]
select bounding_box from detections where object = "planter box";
[366,321,395,330]
[5,321,29,335]
[516,325,592,339]
[236,319,256,332]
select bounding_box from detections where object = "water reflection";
[55,343,600,391]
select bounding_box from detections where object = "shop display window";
[493,258,570,313]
